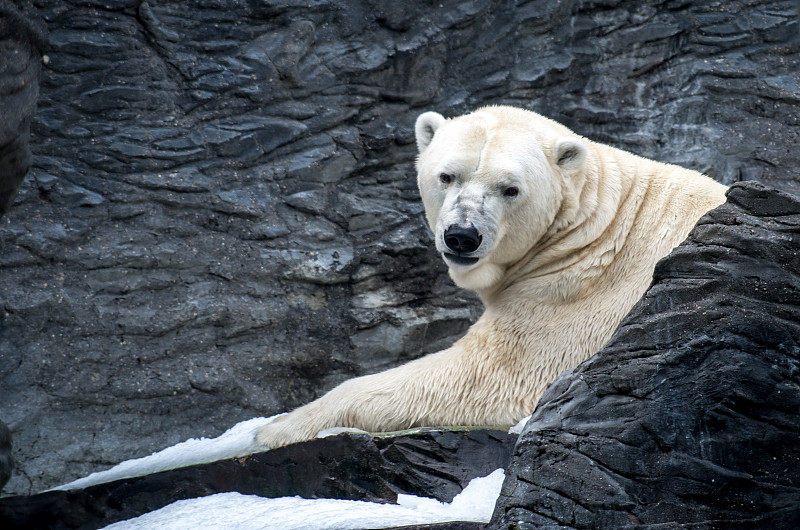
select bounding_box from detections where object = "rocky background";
[0,0,798,496]
[0,0,46,218]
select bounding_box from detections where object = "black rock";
[0,428,515,530]
[490,181,800,529]
[0,0,47,217]
[0,420,11,493]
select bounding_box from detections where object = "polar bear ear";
[415,111,446,153]
[554,137,587,173]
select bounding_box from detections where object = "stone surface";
[0,421,11,494]
[0,428,514,530]
[1,0,800,496]
[491,181,800,529]
[0,0,46,217]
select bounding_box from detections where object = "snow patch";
[101,468,506,530]
[54,416,280,491]
[54,415,512,528]
[509,414,531,434]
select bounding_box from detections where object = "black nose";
[444,224,482,253]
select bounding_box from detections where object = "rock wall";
[0,0,798,495]
[491,182,800,529]
[0,0,46,218]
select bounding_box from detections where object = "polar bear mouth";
[443,253,480,267]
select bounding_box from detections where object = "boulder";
[491,181,800,529]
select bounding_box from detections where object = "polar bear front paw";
[255,416,302,449]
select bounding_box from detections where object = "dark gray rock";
[0,428,514,530]
[1,0,799,496]
[0,420,11,494]
[490,181,800,529]
[0,0,46,217]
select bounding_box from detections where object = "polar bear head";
[415,106,589,294]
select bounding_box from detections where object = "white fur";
[255,106,727,449]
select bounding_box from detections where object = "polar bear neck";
[479,144,722,307]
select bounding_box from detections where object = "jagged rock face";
[491,181,800,529]
[0,0,798,495]
[0,0,47,217]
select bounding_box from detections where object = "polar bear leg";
[255,345,521,449]
[255,360,439,449]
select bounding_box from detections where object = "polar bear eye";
[503,186,519,198]
[439,173,453,185]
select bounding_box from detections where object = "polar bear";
[255,105,727,449]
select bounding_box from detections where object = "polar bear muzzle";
[443,224,482,266]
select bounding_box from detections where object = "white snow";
[54,416,281,491]
[54,416,514,528]
[101,469,506,530]
[509,414,532,434]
